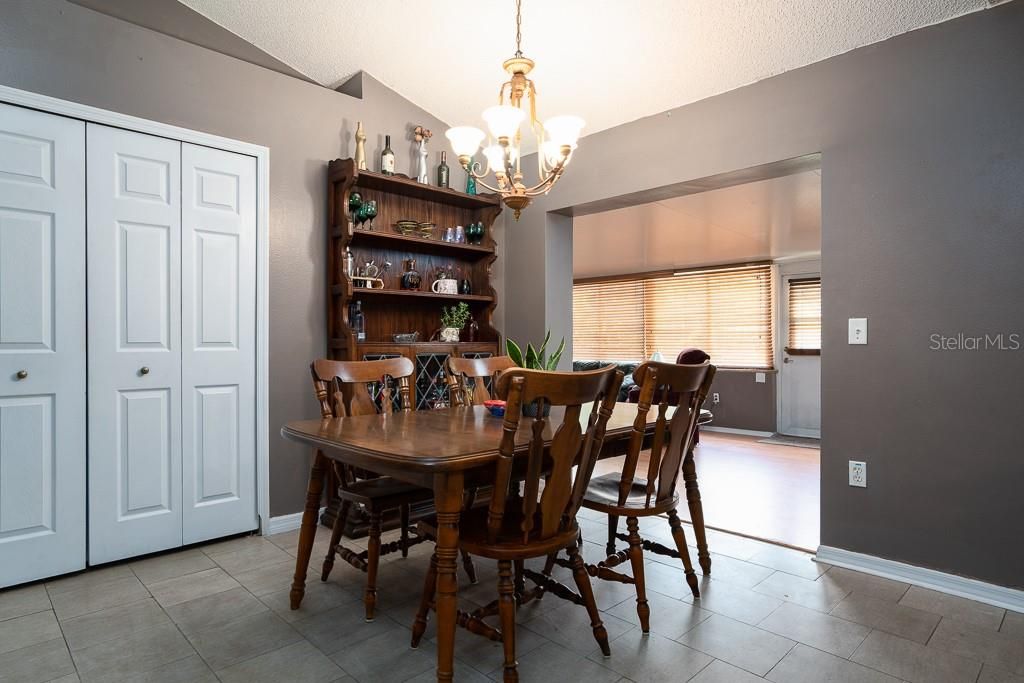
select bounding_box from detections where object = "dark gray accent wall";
[706,371,777,434]
[505,2,1024,587]
[0,0,467,517]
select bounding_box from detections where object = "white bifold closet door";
[180,143,257,545]
[0,103,86,587]
[88,124,257,563]
[87,126,183,563]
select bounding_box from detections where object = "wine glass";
[355,203,369,230]
[348,192,363,228]
[364,200,378,231]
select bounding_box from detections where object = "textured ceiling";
[573,170,821,277]
[178,0,988,138]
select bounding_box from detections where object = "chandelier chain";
[514,0,523,57]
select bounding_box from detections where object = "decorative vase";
[458,279,472,295]
[440,327,460,343]
[401,259,422,290]
[416,138,429,183]
[466,172,476,196]
[354,122,367,170]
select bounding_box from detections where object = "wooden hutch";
[327,156,502,402]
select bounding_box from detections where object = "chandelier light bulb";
[482,105,525,140]
[543,115,586,148]
[483,144,509,174]
[445,126,485,158]
[541,140,571,167]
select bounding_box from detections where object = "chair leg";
[400,504,411,558]
[461,549,478,584]
[497,560,518,682]
[364,510,382,621]
[626,516,650,634]
[683,451,711,574]
[606,514,619,557]
[411,552,438,648]
[321,498,351,581]
[568,540,610,657]
[668,508,700,598]
[513,560,526,602]
[535,552,558,600]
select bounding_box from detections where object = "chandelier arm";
[471,177,507,195]
[465,158,494,180]
[522,162,566,194]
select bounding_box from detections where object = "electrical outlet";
[712,392,720,404]
[849,460,867,488]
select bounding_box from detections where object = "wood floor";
[595,430,820,551]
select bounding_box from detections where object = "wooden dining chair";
[445,355,518,406]
[411,365,624,682]
[558,360,715,634]
[310,357,475,621]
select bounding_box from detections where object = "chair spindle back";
[617,361,716,508]
[446,355,518,406]
[488,366,623,545]
[310,357,415,418]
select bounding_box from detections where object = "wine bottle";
[381,135,395,175]
[437,151,450,188]
[352,300,366,342]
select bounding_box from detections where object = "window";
[786,277,821,354]
[572,263,775,368]
[572,279,646,360]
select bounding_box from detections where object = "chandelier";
[445,0,584,219]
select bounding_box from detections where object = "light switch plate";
[849,318,868,344]
[755,372,766,383]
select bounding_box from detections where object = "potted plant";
[439,301,471,342]
[505,331,566,416]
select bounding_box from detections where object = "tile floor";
[1,511,1022,682]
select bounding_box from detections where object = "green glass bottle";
[437,151,450,188]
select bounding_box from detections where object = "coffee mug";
[432,278,458,294]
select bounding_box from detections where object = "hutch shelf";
[325,158,503,533]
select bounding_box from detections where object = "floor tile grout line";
[924,614,942,646]
[763,640,799,679]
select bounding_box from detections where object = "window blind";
[786,277,821,353]
[572,263,775,368]
[571,279,646,360]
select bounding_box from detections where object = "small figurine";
[354,121,367,170]
[413,125,432,184]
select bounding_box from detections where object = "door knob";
[140,366,150,376]
[783,357,792,364]
[16,370,28,380]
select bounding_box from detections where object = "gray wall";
[506,2,1024,587]
[706,371,777,434]
[0,0,470,516]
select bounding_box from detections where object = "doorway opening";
[571,159,822,550]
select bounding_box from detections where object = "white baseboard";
[263,508,325,536]
[702,426,775,438]
[816,545,1024,613]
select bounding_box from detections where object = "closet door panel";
[0,103,86,587]
[181,143,257,543]
[87,124,182,563]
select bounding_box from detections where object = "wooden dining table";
[281,403,712,682]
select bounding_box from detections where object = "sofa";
[571,360,639,401]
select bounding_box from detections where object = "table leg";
[682,450,711,574]
[291,449,328,610]
[433,471,464,683]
